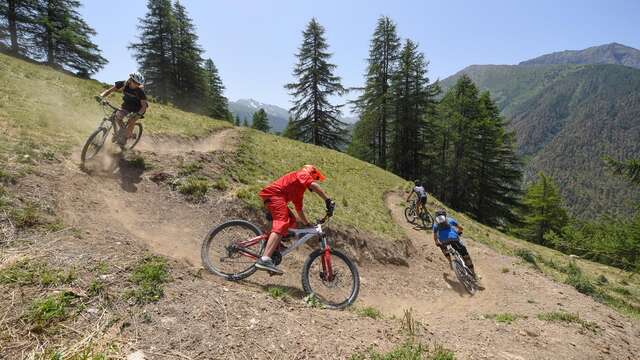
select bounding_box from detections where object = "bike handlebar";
[315,213,332,225]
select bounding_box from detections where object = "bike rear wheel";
[301,249,360,309]
[420,210,434,229]
[81,127,109,163]
[201,220,265,281]
[123,123,143,150]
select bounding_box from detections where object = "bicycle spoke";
[306,252,356,306]
[204,223,263,277]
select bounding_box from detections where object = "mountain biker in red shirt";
[97,72,148,145]
[256,165,335,274]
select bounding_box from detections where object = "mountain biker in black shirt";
[97,72,148,145]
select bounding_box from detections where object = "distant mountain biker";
[256,165,336,274]
[407,180,428,218]
[96,72,148,145]
[433,209,478,280]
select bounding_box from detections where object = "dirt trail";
[354,192,640,359]
[136,128,238,154]
[38,127,640,359]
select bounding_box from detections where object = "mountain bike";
[443,239,478,294]
[201,213,360,309]
[404,199,434,228]
[80,99,143,164]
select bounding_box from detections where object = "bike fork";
[320,241,335,281]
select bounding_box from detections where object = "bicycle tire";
[453,259,477,295]
[420,210,434,229]
[404,206,417,224]
[201,220,265,281]
[301,248,360,310]
[80,127,109,163]
[123,123,143,150]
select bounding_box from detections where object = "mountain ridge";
[519,42,640,69]
[441,44,640,218]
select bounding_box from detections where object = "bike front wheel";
[201,220,265,281]
[404,206,417,224]
[301,248,360,309]
[453,259,477,295]
[420,210,434,229]
[81,127,109,163]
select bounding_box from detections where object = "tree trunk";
[8,0,18,53]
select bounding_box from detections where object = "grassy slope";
[441,63,640,218]
[1,53,638,318]
[228,129,409,240]
[0,52,230,165]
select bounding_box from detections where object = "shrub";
[178,176,211,200]
[126,256,169,304]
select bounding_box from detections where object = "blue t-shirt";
[433,218,459,242]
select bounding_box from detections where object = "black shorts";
[437,239,469,257]
[417,195,427,205]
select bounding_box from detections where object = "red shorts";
[263,196,297,236]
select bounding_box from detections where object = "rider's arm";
[406,189,414,202]
[138,99,149,115]
[99,85,117,99]
[433,231,439,245]
[457,224,464,234]
[295,209,311,227]
[309,182,328,201]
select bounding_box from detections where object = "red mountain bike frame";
[236,221,335,280]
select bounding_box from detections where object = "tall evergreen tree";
[28,0,106,76]
[435,75,480,208]
[467,92,523,226]
[516,172,569,244]
[130,0,176,103]
[351,16,401,168]
[389,39,439,180]
[0,0,39,56]
[242,117,249,127]
[172,1,208,111]
[285,18,347,150]
[202,57,228,119]
[234,114,241,126]
[251,108,270,132]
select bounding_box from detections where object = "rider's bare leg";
[262,232,283,259]
[114,110,127,129]
[125,116,138,138]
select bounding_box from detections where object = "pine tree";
[0,0,40,56]
[351,16,401,168]
[389,39,439,180]
[606,157,640,185]
[467,92,522,226]
[435,75,480,208]
[28,0,107,76]
[517,172,569,244]
[251,108,270,132]
[242,117,249,127]
[172,1,207,111]
[282,116,298,139]
[130,0,176,103]
[234,114,241,126]
[203,58,228,119]
[285,18,347,150]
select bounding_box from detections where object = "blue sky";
[80,0,640,111]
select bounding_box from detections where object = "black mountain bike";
[80,99,143,164]
[443,240,479,294]
[201,213,360,309]
[404,198,434,228]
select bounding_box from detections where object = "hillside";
[2,53,640,359]
[520,42,640,69]
[442,62,640,218]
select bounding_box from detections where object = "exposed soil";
[2,128,640,359]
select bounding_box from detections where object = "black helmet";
[414,179,420,185]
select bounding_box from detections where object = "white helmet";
[129,72,145,85]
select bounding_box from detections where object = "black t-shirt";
[115,80,147,112]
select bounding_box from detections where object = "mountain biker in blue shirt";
[433,209,478,280]
[407,180,428,219]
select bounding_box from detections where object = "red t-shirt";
[259,170,315,211]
